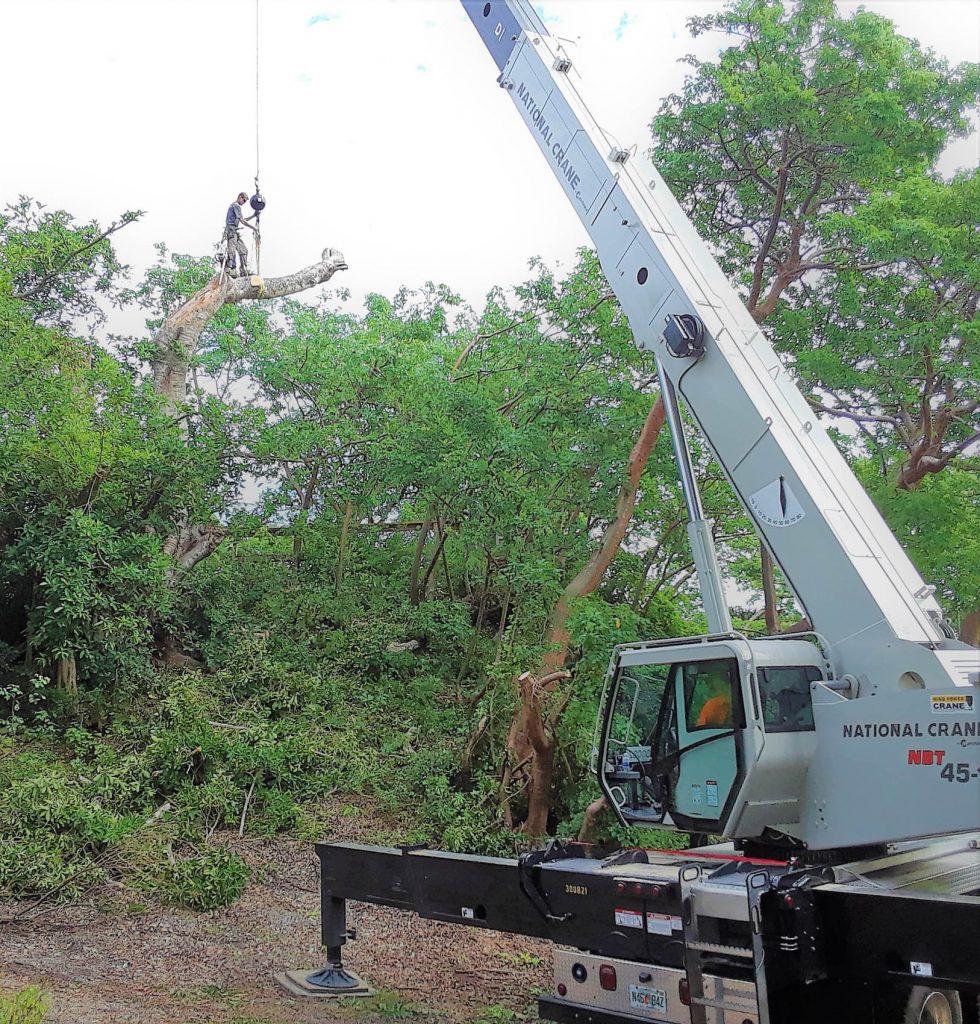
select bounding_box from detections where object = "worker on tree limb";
[222,191,257,278]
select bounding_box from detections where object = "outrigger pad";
[274,968,373,999]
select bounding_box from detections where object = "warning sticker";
[691,784,702,807]
[615,908,644,929]
[931,695,975,715]
[706,780,719,808]
[646,913,682,936]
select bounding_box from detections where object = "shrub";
[0,987,47,1024]
[152,846,249,911]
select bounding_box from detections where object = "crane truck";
[281,3,980,1022]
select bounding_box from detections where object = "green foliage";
[474,1007,529,1024]
[860,466,980,624]
[653,0,979,494]
[0,745,142,898]
[1,2,976,905]
[0,987,47,1024]
[0,196,140,330]
[150,846,249,912]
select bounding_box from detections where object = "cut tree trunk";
[149,249,347,578]
[55,654,78,703]
[577,794,609,845]
[509,670,571,839]
[500,395,667,833]
[150,249,348,421]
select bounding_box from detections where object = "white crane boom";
[461,1,979,849]
[459,0,979,688]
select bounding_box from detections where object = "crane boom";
[460,1,976,695]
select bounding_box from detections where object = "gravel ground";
[0,829,551,1024]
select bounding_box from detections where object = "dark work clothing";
[226,202,246,228]
[223,226,248,272]
[222,200,250,275]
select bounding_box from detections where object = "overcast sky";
[2,0,977,335]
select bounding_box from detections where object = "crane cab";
[597,634,828,842]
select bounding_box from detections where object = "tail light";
[599,965,617,991]
[678,978,691,1006]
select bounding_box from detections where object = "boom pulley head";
[663,313,706,359]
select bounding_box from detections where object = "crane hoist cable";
[249,0,266,276]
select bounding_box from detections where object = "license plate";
[629,985,668,1013]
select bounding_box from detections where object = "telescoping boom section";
[461,1,979,850]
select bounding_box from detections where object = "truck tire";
[902,987,963,1024]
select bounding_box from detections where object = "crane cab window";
[683,659,738,732]
[758,665,821,733]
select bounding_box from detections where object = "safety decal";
[646,913,682,936]
[930,694,974,715]
[705,780,719,807]
[690,784,702,807]
[615,908,645,929]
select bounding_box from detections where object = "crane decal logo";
[931,694,974,715]
[748,476,805,528]
[516,82,583,193]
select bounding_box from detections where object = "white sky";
[1,0,977,336]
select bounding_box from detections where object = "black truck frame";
[302,838,980,1024]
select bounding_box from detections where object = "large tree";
[651,0,979,627]
[130,247,348,578]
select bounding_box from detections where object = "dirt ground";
[0,833,551,1024]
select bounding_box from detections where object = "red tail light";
[599,965,617,991]
[678,978,691,1006]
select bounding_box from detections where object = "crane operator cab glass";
[597,637,826,838]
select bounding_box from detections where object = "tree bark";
[512,670,571,839]
[149,248,347,579]
[409,508,435,606]
[150,249,348,421]
[501,395,667,834]
[55,654,78,703]
[335,500,354,594]
[162,523,227,578]
[761,545,779,633]
[541,395,667,672]
[420,523,449,599]
[577,794,609,845]
[959,609,980,646]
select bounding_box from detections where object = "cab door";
[668,657,742,829]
